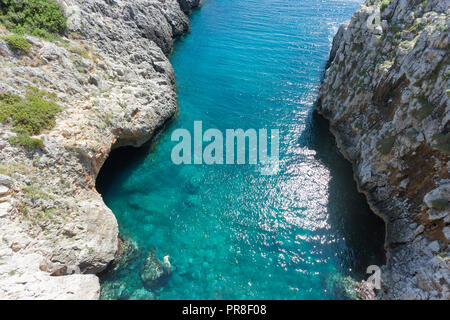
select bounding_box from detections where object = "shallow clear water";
[97,0,385,300]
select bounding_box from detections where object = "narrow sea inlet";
[97,0,385,299]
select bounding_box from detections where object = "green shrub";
[2,34,31,52]
[68,45,90,59]
[21,184,42,200]
[412,95,435,120]
[0,87,61,150]
[9,133,43,150]
[0,88,60,135]
[380,0,390,12]
[431,198,448,210]
[376,135,396,155]
[0,0,67,41]
[419,0,429,9]
[390,23,402,35]
[75,65,86,74]
[432,133,450,153]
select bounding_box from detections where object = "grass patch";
[431,198,448,210]
[405,129,418,143]
[390,23,402,36]
[0,162,28,176]
[419,0,428,9]
[407,18,423,34]
[68,45,90,59]
[75,65,87,74]
[353,43,364,54]
[1,34,31,53]
[376,135,396,155]
[432,133,450,153]
[430,60,444,84]
[0,87,60,150]
[415,59,445,87]
[44,208,56,218]
[9,133,44,150]
[379,60,393,70]
[0,0,67,41]
[21,184,48,201]
[414,77,425,87]
[354,121,363,130]
[0,87,60,134]
[380,0,390,12]
[411,95,435,120]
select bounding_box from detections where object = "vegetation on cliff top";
[0,0,67,41]
[0,87,61,150]
[1,34,31,52]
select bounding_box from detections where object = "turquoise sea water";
[97,0,385,299]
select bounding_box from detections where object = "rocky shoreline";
[0,0,199,299]
[317,0,449,299]
[0,0,448,300]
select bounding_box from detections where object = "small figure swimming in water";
[163,254,171,269]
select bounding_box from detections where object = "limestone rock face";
[318,0,449,299]
[0,0,198,299]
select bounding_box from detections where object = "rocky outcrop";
[0,0,199,300]
[140,251,171,290]
[178,0,201,14]
[317,0,449,299]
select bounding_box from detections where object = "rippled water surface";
[97,0,385,299]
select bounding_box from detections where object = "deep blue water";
[97,0,385,300]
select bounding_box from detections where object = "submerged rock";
[325,273,359,300]
[140,251,171,290]
[101,280,131,300]
[129,288,155,300]
[110,237,139,272]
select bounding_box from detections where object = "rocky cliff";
[317,0,449,299]
[0,0,198,299]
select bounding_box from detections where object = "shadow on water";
[301,110,386,275]
[96,143,152,197]
[96,119,176,197]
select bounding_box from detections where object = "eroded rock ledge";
[0,0,199,299]
[318,0,449,299]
